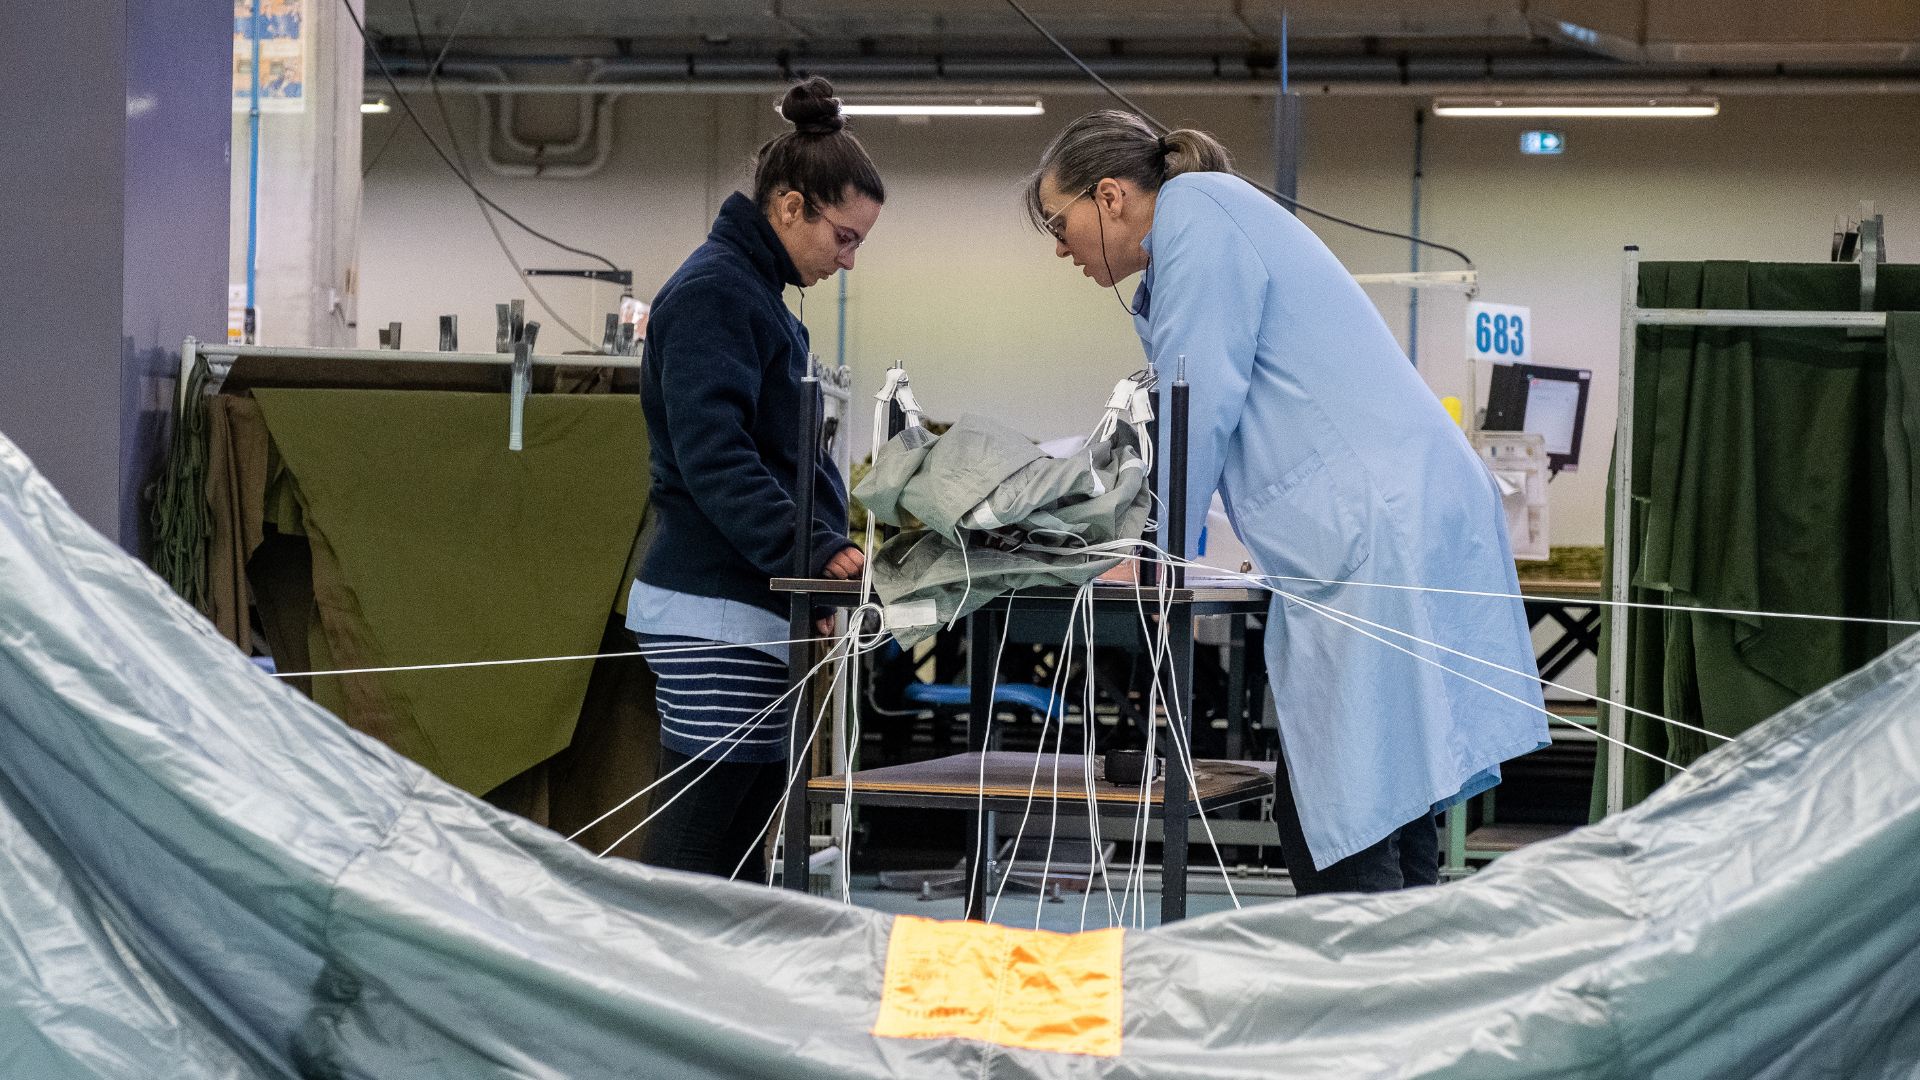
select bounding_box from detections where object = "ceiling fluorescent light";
[1432,96,1719,118]
[839,98,1044,118]
[360,98,391,114]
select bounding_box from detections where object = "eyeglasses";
[1041,185,1094,243]
[813,205,866,253]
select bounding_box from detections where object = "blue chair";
[900,680,1065,720]
[867,639,1065,759]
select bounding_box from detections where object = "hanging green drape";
[251,389,648,796]
[1593,262,1920,815]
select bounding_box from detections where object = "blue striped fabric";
[636,634,793,764]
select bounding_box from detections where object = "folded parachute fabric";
[855,401,1152,644]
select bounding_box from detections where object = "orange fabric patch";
[872,916,1124,1058]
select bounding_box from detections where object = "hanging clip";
[1103,368,1158,423]
[1852,211,1886,340]
[508,325,537,452]
[876,365,925,428]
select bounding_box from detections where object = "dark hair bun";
[780,76,845,136]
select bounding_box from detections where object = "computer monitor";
[1483,363,1591,475]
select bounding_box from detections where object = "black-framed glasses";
[811,204,866,253]
[1041,185,1095,243]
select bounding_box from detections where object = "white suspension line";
[1253,572,1920,630]
[1279,588,1689,774]
[961,601,1021,921]
[269,634,835,681]
[1090,542,1729,750]
[596,633,874,859]
[1126,567,1242,912]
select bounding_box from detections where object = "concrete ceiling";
[362,0,1919,86]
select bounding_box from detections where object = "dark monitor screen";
[1483,363,1592,474]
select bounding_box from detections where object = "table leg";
[782,594,814,892]
[1160,610,1194,923]
[1224,615,1247,761]
[966,612,997,917]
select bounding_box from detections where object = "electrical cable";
[1004,0,1476,269]
[396,0,600,348]
[362,0,472,177]
[1097,203,1143,317]
[339,0,625,344]
[343,0,615,271]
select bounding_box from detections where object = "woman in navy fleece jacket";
[626,77,882,879]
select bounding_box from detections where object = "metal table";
[1518,576,1603,706]
[773,576,1268,922]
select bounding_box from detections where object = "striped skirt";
[636,634,792,764]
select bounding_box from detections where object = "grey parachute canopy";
[3,427,1920,1078]
[854,393,1154,644]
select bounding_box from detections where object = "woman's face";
[1037,175,1154,289]
[767,188,883,287]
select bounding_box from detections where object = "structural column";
[0,0,230,553]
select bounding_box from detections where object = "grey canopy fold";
[855,409,1152,643]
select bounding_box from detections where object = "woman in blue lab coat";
[1027,111,1548,893]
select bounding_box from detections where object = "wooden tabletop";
[1516,578,1604,599]
[807,751,1274,813]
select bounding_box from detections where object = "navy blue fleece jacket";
[637,192,852,616]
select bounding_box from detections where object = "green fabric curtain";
[252,389,647,795]
[1594,263,1920,814]
[1887,312,1920,625]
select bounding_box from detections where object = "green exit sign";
[1521,130,1565,155]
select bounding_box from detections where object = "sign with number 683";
[1466,302,1531,364]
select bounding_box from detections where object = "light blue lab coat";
[1134,172,1548,869]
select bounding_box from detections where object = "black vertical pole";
[783,372,822,891]
[1224,616,1247,760]
[1159,357,1194,922]
[1160,611,1194,923]
[1168,363,1190,588]
[966,611,997,918]
[1141,410,1161,590]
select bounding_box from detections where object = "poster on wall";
[233,0,305,114]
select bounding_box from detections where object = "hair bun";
[780,76,845,136]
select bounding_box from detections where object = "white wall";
[359,90,1919,544]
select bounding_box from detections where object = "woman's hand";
[1097,560,1137,584]
[816,546,866,637]
[822,545,866,580]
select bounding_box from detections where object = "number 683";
[1475,312,1525,356]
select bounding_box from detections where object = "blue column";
[0,0,230,553]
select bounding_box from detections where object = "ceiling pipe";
[389,74,1920,99]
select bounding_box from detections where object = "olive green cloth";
[252,389,647,796]
[1887,312,1920,626]
[1594,262,1920,815]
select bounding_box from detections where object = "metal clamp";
[875,365,925,427]
[508,340,531,452]
[1853,214,1886,339]
[508,322,539,451]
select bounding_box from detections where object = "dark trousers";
[1270,748,1441,895]
[639,746,788,882]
